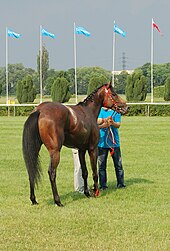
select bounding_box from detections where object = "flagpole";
[151,18,154,103]
[40,25,43,103]
[74,22,78,104]
[6,27,9,105]
[112,21,116,87]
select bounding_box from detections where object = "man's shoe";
[117,184,126,189]
[100,186,108,191]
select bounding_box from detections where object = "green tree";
[66,66,111,95]
[0,67,5,95]
[37,45,49,94]
[154,85,164,99]
[164,76,170,101]
[0,64,36,96]
[45,70,70,95]
[51,77,71,103]
[16,80,22,103]
[16,75,36,103]
[125,72,147,101]
[0,82,2,96]
[45,77,55,95]
[136,62,170,92]
[67,68,75,94]
[87,75,108,95]
[114,71,129,94]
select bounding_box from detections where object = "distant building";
[113,69,134,75]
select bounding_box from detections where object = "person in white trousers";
[72,149,84,193]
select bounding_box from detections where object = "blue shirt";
[98,108,121,148]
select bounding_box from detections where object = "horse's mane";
[77,84,105,106]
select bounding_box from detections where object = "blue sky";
[0,0,169,71]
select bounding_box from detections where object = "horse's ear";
[105,78,112,89]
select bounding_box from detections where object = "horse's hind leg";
[88,148,99,196]
[48,150,63,207]
[79,150,90,197]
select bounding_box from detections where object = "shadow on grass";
[46,190,91,206]
[125,177,154,186]
[97,177,154,197]
[46,178,154,205]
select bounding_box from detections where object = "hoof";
[84,191,91,198]
[31,201,38,205]
[55,201,64,207]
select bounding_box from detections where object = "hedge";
[127,104,170,116]
[0,106,35,116]
[0,104,170,116]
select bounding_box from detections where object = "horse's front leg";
[78,150,90,197]
[88,147,100,197]
[48,149,63,207]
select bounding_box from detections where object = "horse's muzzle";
[118,105,129,115]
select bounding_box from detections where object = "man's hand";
[97,116,120,129]
[107,116,120,128]
[97,118,109,128]
[107,116,114,126]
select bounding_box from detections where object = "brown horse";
[22,81,128,206]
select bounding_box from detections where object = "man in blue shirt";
[97,107,125,190]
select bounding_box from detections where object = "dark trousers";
[98,147,125,189]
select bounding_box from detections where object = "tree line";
[0,45,170,102]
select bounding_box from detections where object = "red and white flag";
[152,20,161,33]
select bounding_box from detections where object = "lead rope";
[105,110,116,156]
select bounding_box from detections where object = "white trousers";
[72,149,84,193]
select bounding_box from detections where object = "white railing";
[0,102,170,107]
[127,102,170,105]
[0,102,170,116]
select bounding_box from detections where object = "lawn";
[0,116,170,250]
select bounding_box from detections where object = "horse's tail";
[22,110,42,188]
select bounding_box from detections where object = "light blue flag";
[42,28,55,38]
[114,24,126,37]
[8,29,21,38]
[76,26,91,37]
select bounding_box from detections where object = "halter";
[103,87,118,110]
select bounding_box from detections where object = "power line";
[121,52,128,70]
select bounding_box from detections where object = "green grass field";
[0,116,170,250]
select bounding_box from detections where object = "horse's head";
[102,81,128,115]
